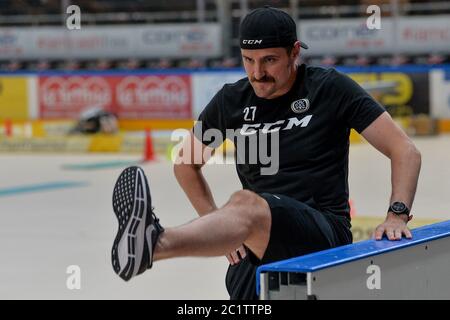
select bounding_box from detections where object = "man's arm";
[173,131,218,216]
[360,112,422,241]
[173,131,247,264]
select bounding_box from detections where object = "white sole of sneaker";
[112,167,149,281]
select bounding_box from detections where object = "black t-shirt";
[194,64,385,219]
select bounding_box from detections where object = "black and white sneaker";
[111,166,164,281]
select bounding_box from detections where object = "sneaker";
[111,166,164,281]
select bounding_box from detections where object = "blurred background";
[0,0,449,299]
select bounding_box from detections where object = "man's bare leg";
[154,190,272,262]
[111,167,271,281]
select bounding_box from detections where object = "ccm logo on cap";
[242,39,263,44]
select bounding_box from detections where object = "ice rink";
[0,134,449,299]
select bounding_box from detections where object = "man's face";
[241,43,299,99]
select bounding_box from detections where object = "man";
[110,6,421,299]
[69,107,118,135]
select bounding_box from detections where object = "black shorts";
[225,192,353,300]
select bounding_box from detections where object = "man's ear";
[292,41,301,59]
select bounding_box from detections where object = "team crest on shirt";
[291,99,310,114]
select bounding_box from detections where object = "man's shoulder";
[304,64,342,83]
[222,76,252,94]
[210,77,253,108]
[303,64,352,95]
[204,77,252,115]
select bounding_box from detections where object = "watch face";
[392,202,406,213]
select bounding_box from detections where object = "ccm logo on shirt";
[240,115,313,136]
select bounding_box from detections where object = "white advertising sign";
[140,24,222,58]
[192,71,245,118]
[430,69,450,118]
[299,15,450,56]
[298,18,394,55]
[397,16,450,53]
[0,24,222,59]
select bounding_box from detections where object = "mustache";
[251,76,275,83]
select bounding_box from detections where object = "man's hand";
[373,213,413,241]
[226,245,247,265]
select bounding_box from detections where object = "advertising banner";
[0,76,29,120]
[33,66,446,120]
[38,74,191,119]
[299,15,450,56]
[430,69,450,118]
[348,70,430,116]
[39,75,114,119]
[139,24,222,58]
[299,18,393,55]
[0,24,222,59]
[397,16,450,54]
[114,75,192,119]
[192,71,245,118]
[0,29,27,57]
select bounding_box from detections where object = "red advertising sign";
[115,75,191,119]
[38,74,192,119]
[39,76,114,118]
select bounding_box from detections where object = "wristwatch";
[388,201,410,217]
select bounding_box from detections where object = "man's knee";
[229,190,258,205]
[228,190,270,219]
[227,190,272,258]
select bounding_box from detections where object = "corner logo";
[291,99,310,114]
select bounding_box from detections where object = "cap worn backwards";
[239,6,308,50]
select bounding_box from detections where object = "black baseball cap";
[239,6,308,50]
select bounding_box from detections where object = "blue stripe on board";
[0,181,89,197]
[1,64,450,76]
[62,160,138,170]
